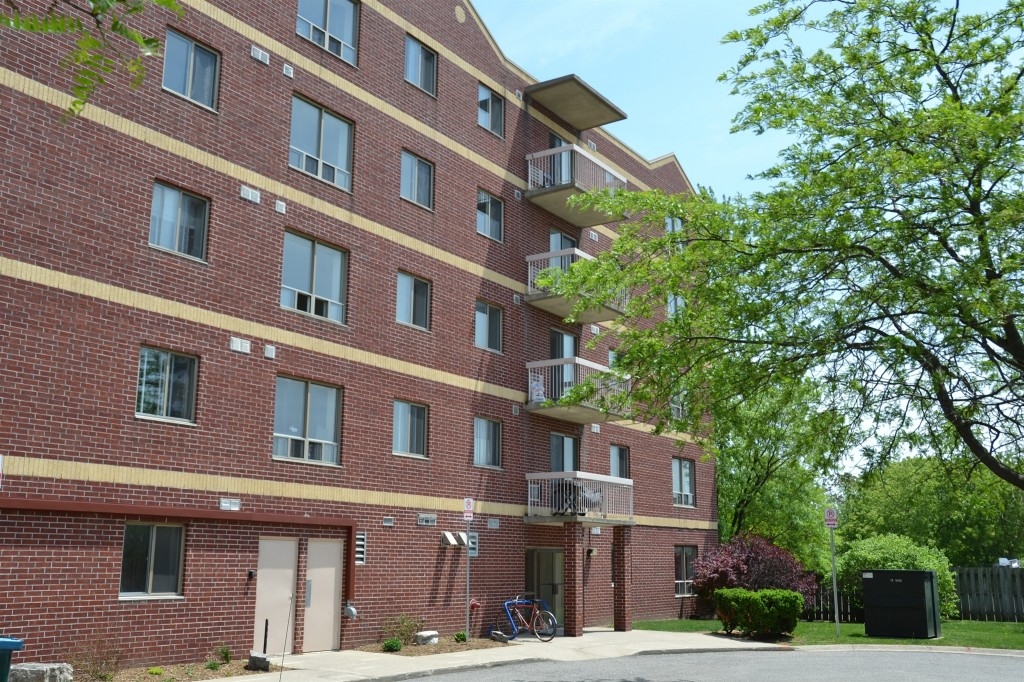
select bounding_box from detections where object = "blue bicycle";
[502,593,557,641]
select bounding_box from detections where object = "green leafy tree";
[2,0,182,114]
[551,0,1024,492]
[835,533,959,620]
[714,378,847,573]
[842,457,1024,566]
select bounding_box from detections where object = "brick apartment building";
[0,0,717,664]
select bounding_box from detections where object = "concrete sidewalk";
[240,628,790,682]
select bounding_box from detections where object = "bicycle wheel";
[531,609,557,641]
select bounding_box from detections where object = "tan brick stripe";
[0,455,714,529]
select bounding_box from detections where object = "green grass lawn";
[632,618,1024,650]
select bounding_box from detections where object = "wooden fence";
[954,567,1024,622]
[802,568,1023,623]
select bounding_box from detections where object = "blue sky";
[471,0,788,197]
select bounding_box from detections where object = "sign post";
[824,507,840,637]
[464,497,474,641]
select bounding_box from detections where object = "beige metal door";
[253,538,297,656]
[303,539,342,652]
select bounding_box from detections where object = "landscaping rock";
[10,663,72,682]
[413,630,439,645]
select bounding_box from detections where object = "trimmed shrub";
[381,638,403,653]
[835,534,959,620]
[694,535,817,615]
[714,588,803,637]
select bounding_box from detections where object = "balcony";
[524,75,627,132]
[525,146,627,227]
[525,471,633,524]
[525,248,627,324]
[525,357,628,424]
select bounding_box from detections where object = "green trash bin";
[0,637,24,682]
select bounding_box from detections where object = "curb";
[796,644,1024,657]
[353,657,548,682]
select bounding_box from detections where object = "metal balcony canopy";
[525,75,627,131]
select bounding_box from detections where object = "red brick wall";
[0,0,716,664]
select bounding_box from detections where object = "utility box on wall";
[862,569,941,639]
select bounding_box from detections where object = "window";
[393,400,427,457]
[280,232,347,323]
[120,523,184,596]
[668,293,685,317]
[675,546,697,597]
[273,377,340,464]
[474,301,502,352]
[162,29,219,109]
[477,84,504,136]
[611,445,629,479]
[296,0,358,64]
[670,393,686,421]
[665,216,686,253]
[476,190,503,241]
[404,35,437,95]
[400,151,433,208]
[136,347,197,422]
[149,183,208,260]
[673,458,695,506]
[396,272,430,330]
[289,97,353,191]
[473,417,501,467]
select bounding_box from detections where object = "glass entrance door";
[526,548,564,627]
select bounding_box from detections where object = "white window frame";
[476,190,503,241]
[135,347,198,423]
[280,232,348,324]
[610,444,629,479]
[404,35,437,95]
[148,182,209,260]
[162,29,219,109]
[477,83,504,137]
[393,399,428,457]
[296,0,359,65]
[400,150,434,209]
[474,301,503,352]
[119,523,184,597]
[273,377,341,465]
[673,457,695,507]
[473,417,501,468]
[674,545,697,597]
[396,272,431,330]
[289,97,354,191]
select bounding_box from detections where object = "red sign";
[824,508,838,528]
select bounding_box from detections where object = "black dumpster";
[0,637,24,682]
[862,569,941,638]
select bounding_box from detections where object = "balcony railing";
[525,357,628,424]
[526,471,633,522]
[525,248,628,323]
[525,146,627,227]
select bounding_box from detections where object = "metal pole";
[465,518,471,640]
[829,527,840,637]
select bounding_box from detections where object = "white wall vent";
[587,139,597,151]
[382,516,395,527]
[355,532,367,564]
[591,423,601,433]
[229,337,251,354]
[512,404,520,416]
[263,344,276,360]
[487,518,500,529]
[240,185,261,204]
[515,90,523,100]
[250,45,270,65]
[275,200,287,214]
[283,63,294,78]
[590,324,600,335]
[219,498,241,511]
[513,293,521,305]
[514,189,522,200]
[589,229,599,242]
[417,513,438,526]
